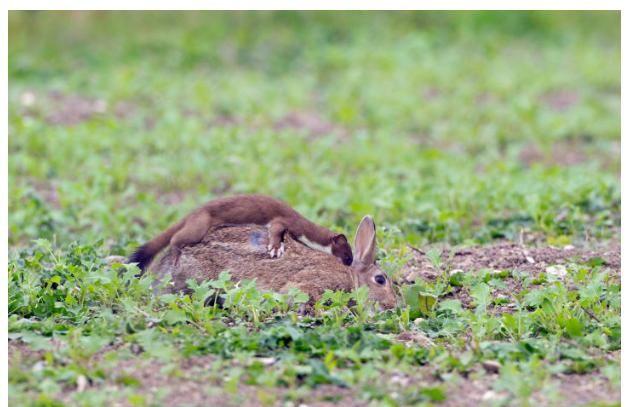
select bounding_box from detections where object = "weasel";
[128,194,353,271]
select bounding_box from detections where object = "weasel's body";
[129,194,353,271]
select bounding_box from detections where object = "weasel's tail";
[128,220,185,271]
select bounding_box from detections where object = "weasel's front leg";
[267,219,287,258]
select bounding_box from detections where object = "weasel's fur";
[129,194,352,271]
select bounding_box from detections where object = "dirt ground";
[9,240,621,406]
[401,240,620,314]
[403,240,620,283]
[9,338,619,407]
[9,340,361,407]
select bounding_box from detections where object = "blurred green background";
[8,11,620,252]
[7,12,622,407]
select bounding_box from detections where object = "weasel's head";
[331,234,353,266]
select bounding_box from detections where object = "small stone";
[522,250,535,264]
[482,360,502,373]
[20,91,36,107]
[404,270,420,283]
[482,390,504,401]
[450,269,464,275]
[563,245,575,251]
[546,265,567,278]
[130,343,143,354]
[258,357,276,366]
[415,334,435,347]
[390,374,410,386]
[94,99,108,113]
[77,375,88,392]
[105,255,127,265]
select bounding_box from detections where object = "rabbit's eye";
[374,275,386,285]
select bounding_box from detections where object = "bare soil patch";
[403,241,620,284]
[12,340,615,407]
[25,178,61,208]
[549,373,620,406]
[44,91,106,125]
[402,241,620,312]
[540,90,579,112]
[207,114,246,128]
[18,90,135,126]
[205,110,349,141]
[440,371,619,407]
[380,366,619,407]
[9,341,361,406]
[8,340,47,363]
[274,111,347,139]
[518,142,587,167]
[9,332,619,406]
[518,136,620,169]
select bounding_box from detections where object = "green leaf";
[287,287,309,304]
[33,238,52,251]
[560,346,591,361]
[79,335,111,355]
[449,271,466,287]
[426,249,442,269]
[438,299,463,314]
[564,317,584,337]
[163,309,188,325]
[585,256,606,267]
[128,394,146,407]
[471,282,492,312]
[418,293,437,315]
[402,285,437,318]
[420,386,446,402]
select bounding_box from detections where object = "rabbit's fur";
[148,216,397,310]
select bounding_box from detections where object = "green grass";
[8,11,620,406]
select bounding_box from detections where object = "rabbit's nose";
[377,302,390,311]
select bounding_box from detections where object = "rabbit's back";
[149,224,354,299]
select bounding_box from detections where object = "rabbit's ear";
[354,216,376,265]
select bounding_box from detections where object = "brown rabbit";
[148,215,397,310]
